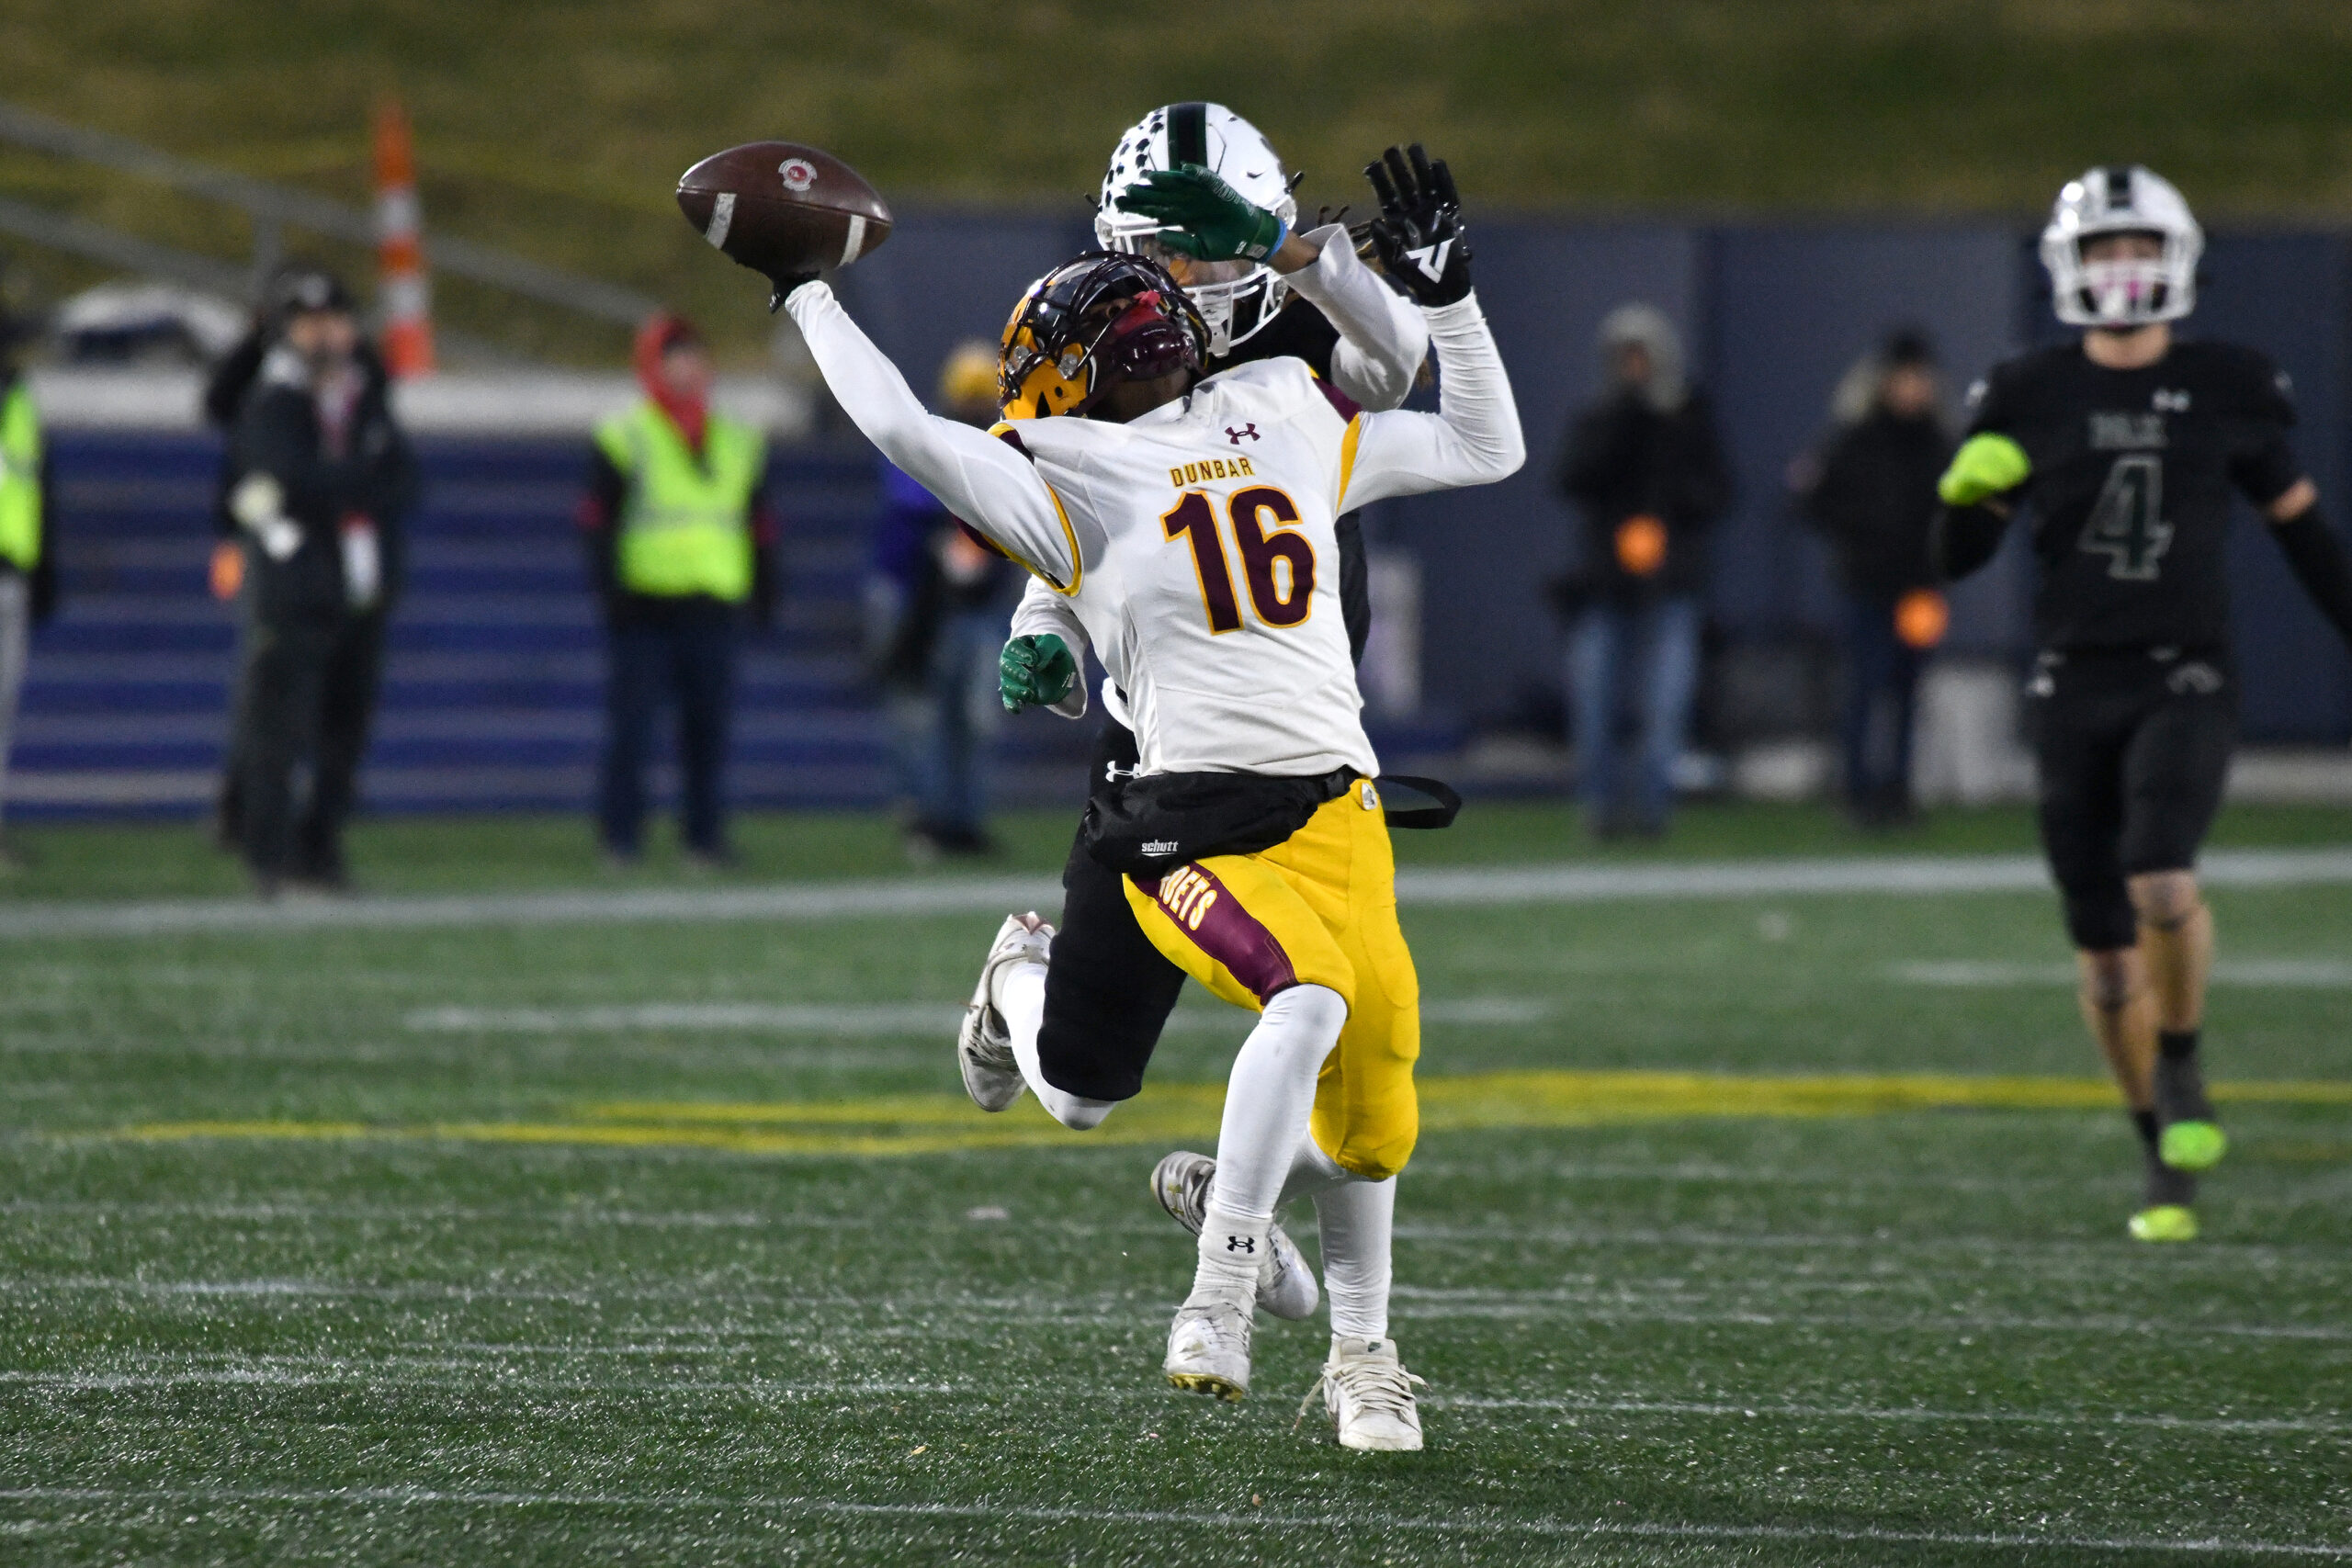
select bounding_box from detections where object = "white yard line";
[1894,958,2352,987]
[0,1483,2343,1558]
[6,847,2348,941]
[6,1362,2337,1435]
[1426,1394,2352,1435]
[8,1275,2345,1341]
[1387,1293,2352,1340]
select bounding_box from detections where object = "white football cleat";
[1299,1336,1425,1451]
[1164,1295,1253,1401]
[957,912,1051,1112]
[1150,1150,1319,1321]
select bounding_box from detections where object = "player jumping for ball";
[976,107,1457,1437]
[1935,166,2352,1242]
[775,144,1519,1448]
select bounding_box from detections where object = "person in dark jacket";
[1555,303,1733,837]
[223,268,420,895]
[201,265,394,853]
[579,313,780,868]
[866,341,1013,860]
[1794,328,1955,826]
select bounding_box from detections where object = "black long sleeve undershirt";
[1930,502,2009,583]
[2270,504,2352,649]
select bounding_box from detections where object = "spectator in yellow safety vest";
[0,297,54,872]
[580,313,781,869]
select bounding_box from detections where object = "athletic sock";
[1314,1175,1396,1342]
[1191,1202,1267,1303]
[2157,1028,2200,1063]
[1001,964,1114,1131]
[1183,983,1348,1307]
[2130,1108,2161,1155]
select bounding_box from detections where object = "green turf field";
[4,804,2349,1563]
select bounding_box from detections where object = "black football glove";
[766,269,822,313]
[1364,143,1473,308]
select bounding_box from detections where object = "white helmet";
[1094,102,1298,356]
[2041,164,2203,328]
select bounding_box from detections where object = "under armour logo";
[1226,423,1260,445]
[1104,761,1136,784]
[2154,388,2191,412]
[1405,237,1453,281]
[1225,1235,1256,1254]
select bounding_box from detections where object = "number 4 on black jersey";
[1962,340,2301,653]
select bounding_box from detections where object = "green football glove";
[1114,165,1288,263]
[1000,633,1078,713]
[1938,433,2032,507]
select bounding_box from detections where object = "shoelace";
[1174,1302,1250,1359]
[1295,1359,1427,1432]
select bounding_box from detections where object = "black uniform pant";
[239,607,387,883]
[2027,648,2236,953]
[600,599,739,856]
[1840,593,1926,816]
[1035,717,1189,1102]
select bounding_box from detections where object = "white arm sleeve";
[1279,223,1429,413]
[1007,575,1091,719]
[1337,290,1525,508]
[784,282,1078,587]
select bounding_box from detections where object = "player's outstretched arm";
[1281,225,1428,412]
[781,282,1080,590]
[1320,146,1521,506]
[2263,480,2352,650]
[1335,298,1523,507]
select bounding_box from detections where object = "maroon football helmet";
[999,251,1210,419]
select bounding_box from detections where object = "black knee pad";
[2062,883,2138,954]
[1035,970,1181,1102]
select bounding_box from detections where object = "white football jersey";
[995,358,1371,777]
[784,276,1521,783]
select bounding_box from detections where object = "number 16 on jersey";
[1162,486,1316,633]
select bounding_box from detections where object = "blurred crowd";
[0,260,1972,882]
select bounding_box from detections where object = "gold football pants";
[1124,779,1420,1179]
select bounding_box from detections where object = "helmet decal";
[1092,102,1298,356]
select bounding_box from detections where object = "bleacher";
[12,431,1091,818]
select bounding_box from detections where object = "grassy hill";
[2,1,2349,360]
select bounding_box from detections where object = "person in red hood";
[581,313,781,868]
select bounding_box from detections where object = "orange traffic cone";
[373,96,435,378]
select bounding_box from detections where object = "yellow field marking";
[109,1071,2352,1159]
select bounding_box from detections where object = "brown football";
[676,141,892,285]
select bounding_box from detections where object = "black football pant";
[2027,648,2235,953]
[600,600,739,857]
[1035,717,1189,1102]
[239,607,387,884]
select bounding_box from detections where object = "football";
[675,141,893,287]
